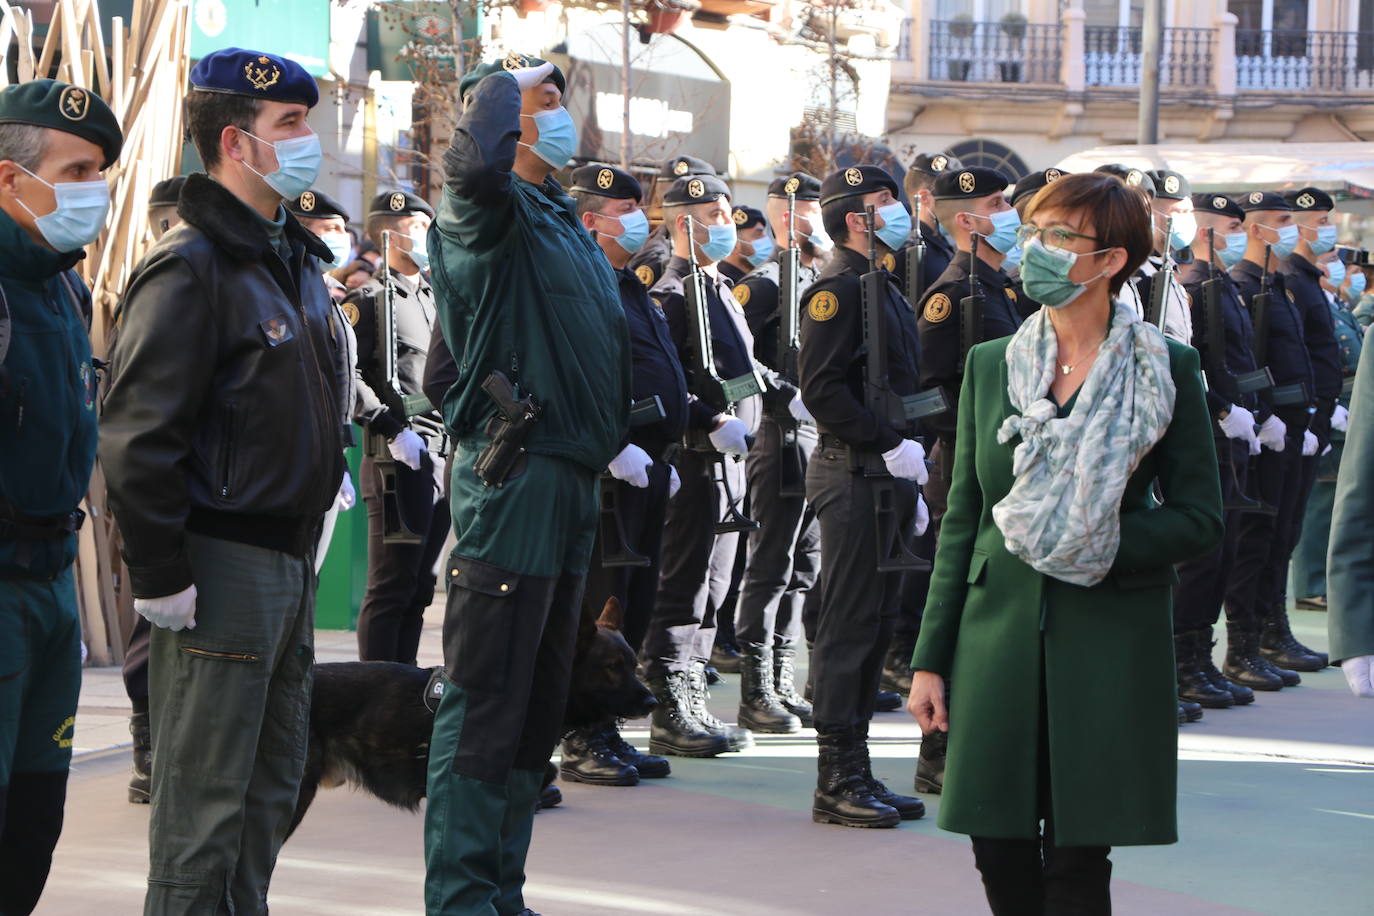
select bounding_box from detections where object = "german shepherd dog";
[287,597,655,837]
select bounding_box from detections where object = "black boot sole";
[1259,650,1327,672]
[812,807,901,829]
[1179,691,1235,709]
[649,736,731,758]
[559,765,640,787]
[537,785,562,810]
[738,707,802,734]
[623,761,671,778]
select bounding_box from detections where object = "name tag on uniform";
[259,314,294,347]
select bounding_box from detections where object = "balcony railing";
[1236,30,1374,90]
[1083,26,1213,87]
[926,20,1062,84]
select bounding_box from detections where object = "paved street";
[40,609,1373,915]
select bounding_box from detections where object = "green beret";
[0,79,122,169]
[459,52,565,104]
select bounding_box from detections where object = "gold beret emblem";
[687,178,705,199]
[245,56,281,92]
[1045,168,1061,182]
[844,168,863,187]
[958,171,976,194]
[784,177,800,195]
[299,191,317,212]
[733,208,748,225]
[1163,174,1180,195]
[923,292,952,324]
[596,168,615,190]
[502,52,529,71]
[931,155,948,172]
[1296,193,1315,209]
[1126,169,1144,186]
[1213,196,1229,210]
[389,192,407,212]
[1249,191,1265,205]
[674,160,690,176]
[58,86,90,122]
[808,290,839,321]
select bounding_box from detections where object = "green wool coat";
[912,336,1223,847]
[1327,323,1374,664]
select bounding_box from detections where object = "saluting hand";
[908,670,948,733]
[509,61,555,94]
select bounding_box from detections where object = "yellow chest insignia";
[636,265,656,287]
[734,284,752,307]
[808,290,839,321]
[924,292,953,323]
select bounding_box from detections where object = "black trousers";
[123,615,151,702]
[583,462,672,655]
[357,456,451,665]
[1227,426,1304,626]
[1174,438,1248,633]
[1261,449,1321,620]
[643,449,746,678]
[735,420,819,648]
[806,444,916,729]
[894,436,951,638]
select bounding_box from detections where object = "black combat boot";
[1200,635,1255,705]
[773,643,814,726]
[1176,631,1234,708]
[688,661,753,751]
[854,724,924,819]
[537,761,562,811]
[559,727,639,786]
[880,630,916,695]
[874,690,903,712]
[914,727,947,794]
[128,697,152,804]
[1223,622,1286,691]
[738,644,802,734]
[647,673,731,758]
[1260,607,1328,672]
[812,727,901,828]
[599,721,670,778]
[709,642,743,675]
[1179,700,1203,723]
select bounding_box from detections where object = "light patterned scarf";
[991,300,1176,587]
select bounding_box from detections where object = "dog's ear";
[577,595,601,650]
[595,596,624,632]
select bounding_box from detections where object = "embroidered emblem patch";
[597,168,614,190]
[924,292,952,323]
[259,314,294,347]
[734,284,751,307]
[58,86,89,121]
[245,56,281,91]
[808,290,839,321]
[636,265,656,287]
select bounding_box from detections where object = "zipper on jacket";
[219,402,236,499]
[14,378,28,433]
[182,646,259,662]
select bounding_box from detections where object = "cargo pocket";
[442,554,519,693]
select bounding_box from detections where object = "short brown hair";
[1024,172,1151,296]
[184,90,261,171]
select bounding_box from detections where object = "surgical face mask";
[1003,242,1024,270]
[240,130,322,200]
[1324,260,1346,287]
[745,233,774,267]
[405,227,430,271]
[1261,223,1300,260]
[872,201,911,251]
[966,207,1021,255]
[518,107,578,168]
[599,208,649,254]
[1349,271,1367,297]
[795,213,833,252]
[320,232,351,266]
[938,221,955,245]
[1018,237,1112,309]
[1218,231,1249,269]
[697,220,737,264]
[13,164,110,253]
[1164,211,1197,253]
[1306,223,1338,256]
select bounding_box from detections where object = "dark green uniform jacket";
[0,209,97,579]
[430,71,629,476]
[913,337,1223,847]
[1327,323,1374,663]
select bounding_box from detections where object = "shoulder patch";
[1286,289,1296,302]
[808,290,839,322]
[651,296,664,310]
[341,301,360,326]
[880,252,896,272]
[734,284,752,307]
[1006,287,1017,303]
[636,265,656,287]
[924,292,952,324]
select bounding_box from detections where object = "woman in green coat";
[909,173,1223,913]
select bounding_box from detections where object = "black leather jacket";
[101,174,345,597]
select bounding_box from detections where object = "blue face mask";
[406,228,430,271]
[1218,231,1248,269]
[795,213,833,252]
[873,201,911,251]
[1003,243,1024,270]
[519,107,578,168]
[1325,260,1346,287]
[15,164,110,253]
[745,233,775,267]
[603,208,649,254]
[241,130,322,200]
[1307,223,1338,256]
[321,232,351,266]
[1264,223,1300,260]
[967,208,1022,255]
[699,221,738,263]
[1167,211,1197,253]
[1350,272,1368,296]
[1019,237,1112,309]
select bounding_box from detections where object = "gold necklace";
[1058,340,1100,376]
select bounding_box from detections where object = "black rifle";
[1145,216,1176,331]
[774,190,806,498]
[859,205,933,573]
[473,371,540,487]
[597,396,666,568]
[904,196,927,308]
[681,214,762,534]
[958,232,983,374]
[1250,244,1274,365]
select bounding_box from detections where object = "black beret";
[910,152,961,177]
[932,166,1010,201]
[1285,187,1334,212]
[368,190,435,219]
[288,189,350,222]
[1011,168,1069,206]
[662,173,730,207]
[1336,246,1357,264]
[569,164,643,201]
[1237,190,1291,212]
[767,171,821,201]
[190,48,319,107]
[148,176,186,209]
[1190,192,1245,221]
[1094,164,1155,196]
[459,52,565,104]
[1147,169,1190,201]
[0,79,123,169]
[820,165,900,207]
[731,205,765,230]
[1355,250,1374,268]
[660,154,716,179]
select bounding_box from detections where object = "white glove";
[1302,429,1319,456]
[1258,414,1287,452]
[1218,406,1257,443]
[1321,443,1332,457]
[1342,655,1374,698]
[135,585,198,632]
[388,429,425,470]
[1332,404,1349,432]
[1249,436,1261,456]
[335,471,356,511]
[708,416,750,456]
[607,444,652,488]
[788,394,814,424]
[509,61,555,93]
[668,465,681,499]
[432,453,447,495]
[881,439,929,484]
[914,494,930,537]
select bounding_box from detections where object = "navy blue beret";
[190,48,319,108]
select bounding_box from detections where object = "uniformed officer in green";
[627,154,717,290]
[423,54,630,916]
[0,76,121,916]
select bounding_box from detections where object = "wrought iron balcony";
[1083,26,1213,87]
[1236,29,1374,91]
[925,19,1062,84]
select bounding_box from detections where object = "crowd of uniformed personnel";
[3,42,1374,916]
